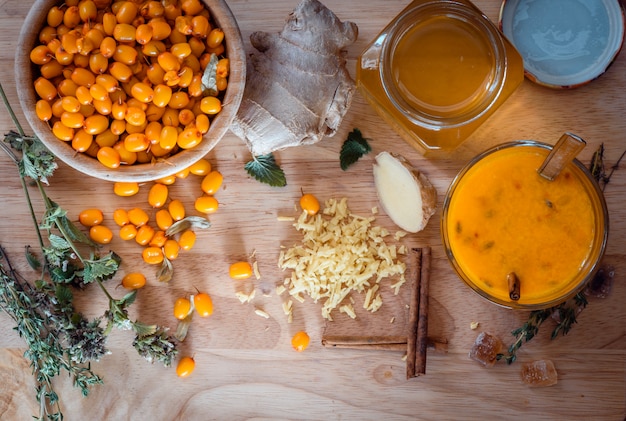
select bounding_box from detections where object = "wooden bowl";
[15,0,245,183]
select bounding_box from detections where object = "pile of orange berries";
[30,0,229,169]
[108,158,222,266]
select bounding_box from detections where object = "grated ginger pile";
[278,197,407,320]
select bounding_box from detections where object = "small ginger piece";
[373,152,437,233]
[230,0,358,156]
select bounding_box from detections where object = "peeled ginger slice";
[373,151,437,233]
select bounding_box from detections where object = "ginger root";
[230,0,358,156]
[373,152,437,233]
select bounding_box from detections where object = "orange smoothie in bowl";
[442,141,608,309]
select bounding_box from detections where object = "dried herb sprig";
[0,83,178,419]
[590,143,626,191]
[497,293,588,364]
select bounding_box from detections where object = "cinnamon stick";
[508,272,520,301]
[415,246,431,376]
[321,335,448,353]
[406,248,422,378]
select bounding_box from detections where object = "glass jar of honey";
[357,0,524,156]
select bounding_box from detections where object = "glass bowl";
[441,140,609,309]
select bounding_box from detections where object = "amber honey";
[357,0,524,155]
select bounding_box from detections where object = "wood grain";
[0,0,625,419]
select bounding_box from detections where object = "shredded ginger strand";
[278,198,406,320]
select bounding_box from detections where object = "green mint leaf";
[81,252,121,284]
[340,128,371,171]
[245,153,287,187]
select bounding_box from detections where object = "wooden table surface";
[1,0,625,419]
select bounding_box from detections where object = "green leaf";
[24,245,41,270]
[245,153,286,187]
[132,321,158,337]
[340,128,372,171]
[82,252,121,284]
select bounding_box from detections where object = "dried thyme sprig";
[497,293,588,364]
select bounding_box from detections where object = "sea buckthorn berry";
[157,51,180,72]
[178,229,196,251]
[109,62,133,82]
[113,23,136,42]
[142,246,164,265]
[229,261,253,280]
[189,159,211,176]
[113,44,138,65]
[191,15,210,38]
[177,126,202,149]
[113,181,139,197]
[125,106,146,127]
[35,100,53,122]
[115,1,138,24]
[95,129,118,147]
[119,223,138,240]
[135,224,155,246]
[159,125,178,150]
[47,6,64,27]
[90,83,109,102]
[135,23,153,44]
[193,292,213,317]
[148,183,169,208]
[149,20,171,41]
[200,170,223,195]
[291,331,310,352]
[300,193,320,216]
[61,111,85,129]
[78,0,97,22]
[152,84,172,108]
[168,199,185,221]
[84,114,109,135]
[63,6,81,28]
[72,129,93,152]
[122,272,146,290]
[163,239,180,260]
[131,82,154,103]
[40,60,64,79]
[155,208,173,231]
[195,114,210,135]
[181,0,203,15]
[156,174,177,185]
[148,230,167,248]
[194,195,218,214]
[79,208,104,227]
[216,58,229,78]
[52,121,75,142]
[200,96,221,115]
[207,28,224,49]
[170,42,191,59]
[173,297,192,320]
[124,132,150,152]
[71,67,96,87]
[89,53,109,75]
[89,225,113,244]
[34,77,57,101]
[30,45,52,65]
[97,146,121,168]
[175,167,190,179]
[113,209,130,226]
[127,207,149,227]
[176,356,195,378]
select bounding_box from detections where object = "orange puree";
[446,146,596,305]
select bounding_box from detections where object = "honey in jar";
[357,0,524,155]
